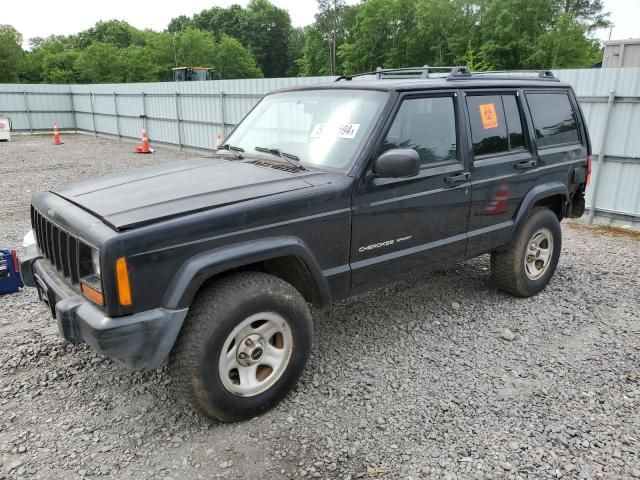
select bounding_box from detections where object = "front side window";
[224,89,388,170]
[381,96,457,166]
[467,94,525,157]
[526,92,579,148]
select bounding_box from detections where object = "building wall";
[603,40,640,68]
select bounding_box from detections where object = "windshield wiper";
[254,146,306,171]
[215,144,245,159]
[218,144,244,152]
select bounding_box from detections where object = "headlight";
[79,244,104,305]
[79,243,101,279]
[91,248,101,277]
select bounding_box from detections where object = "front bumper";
[21,255,188,370]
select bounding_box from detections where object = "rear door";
[464,90,538,257]
[349,90,471,293]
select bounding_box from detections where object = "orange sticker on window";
[479,103,498,129]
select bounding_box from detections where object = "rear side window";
[526,92,579,148]
[381,96,457,166]
[466,94,524,157]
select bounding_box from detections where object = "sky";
[5,0,639,50]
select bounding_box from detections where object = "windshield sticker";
[310,123,360,139]
[310,124,326,138]
[479,103,498,129]
[336,123,360,139]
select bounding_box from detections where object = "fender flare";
[162,236,332,310]
[507,182,569,245]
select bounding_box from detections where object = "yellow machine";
[172,67,216,82]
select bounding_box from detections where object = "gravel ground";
[0,134,639,480]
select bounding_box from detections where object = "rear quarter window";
[526,92,580,148]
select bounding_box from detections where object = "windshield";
[224,89,388,170]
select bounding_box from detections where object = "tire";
[491,207,562,297]
[169,271,313,422]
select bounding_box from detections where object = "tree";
[411,0,477,67]
[475,0,557,69]
[167,15,193,33]
[29,35,74,50]
[74,43,125,83]
[530,13,601,68]
[297,26,333,76]
[167,1,294,77]
[20,49,46,83]
[287,27,305,76]
[121,45,163,82]
[8,0,610,84]
[338,0,398,72]
[461,44,493,71]
[0,25,24,82]
[338,0,432,73]
[194,5,247,41]
[212,5,247,41]
[316,0,346,75]
[560,0,610,31]
[42,50,80,83]
[475,0,605,69]
[75,20,135,49]
[213,35,263,79]
[243,0,293,77]
[142,31,176,81]
[173,28,216,67]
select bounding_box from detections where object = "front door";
[350,91,471,293]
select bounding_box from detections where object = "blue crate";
[0,249,23,295]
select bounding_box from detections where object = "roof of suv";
[276,78,572,94]
[273,67,571,94]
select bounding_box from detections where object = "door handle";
[514,160,537,170]
[445,172,470,184]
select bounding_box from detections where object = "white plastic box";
[0,117,10,141]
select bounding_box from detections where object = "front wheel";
[169,272,313,422]
[491,207,562,297]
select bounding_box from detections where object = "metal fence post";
[219,91,225,138]
[89,92,97,136]
[141,91,147,136]
[68,88,77,133]
[175,92,183,151]
[588,90,616,226]
[113,92,121,140]
[23,92,33,134]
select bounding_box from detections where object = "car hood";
[53,157,315,231]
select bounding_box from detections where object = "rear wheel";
[169,272,312,422]
[491,207,562,297]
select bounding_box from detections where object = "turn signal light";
[10,250,19,273]
[116,257,132,306]
[81,282,104,305]
[586,155,592,186]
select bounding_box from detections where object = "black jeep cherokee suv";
[21,67,590,421]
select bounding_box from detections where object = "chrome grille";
[31,206,81,284]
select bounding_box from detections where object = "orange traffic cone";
[135,128,154,154]
[53,124,63,145]
[215,132,223,149]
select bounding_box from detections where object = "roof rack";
[335,66,558,82]
[449,69,558,81]
[335,65,463,81]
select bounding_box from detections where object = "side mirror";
[372,149,420,178]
